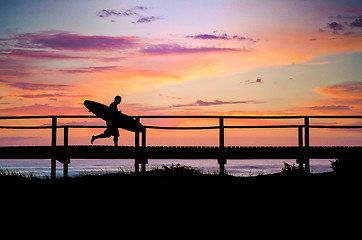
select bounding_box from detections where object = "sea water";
[0,159,333,178]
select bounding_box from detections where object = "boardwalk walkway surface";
[1,145,361,160]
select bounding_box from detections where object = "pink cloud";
[0,49,88,59]
[159,94,188,100]
[55,66,121,74]
[307,105,351,111]
[0,79,70,91]
[0,104,86,116]
[186,33,257,43]
[13,93,84,99]
[0,67,29,77]
[2,31,140,51]
[171,99,264,108]
[140,43,248,55]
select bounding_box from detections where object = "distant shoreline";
[0,158,333,178]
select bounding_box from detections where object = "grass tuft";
[0,167,39,178]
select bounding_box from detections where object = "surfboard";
[84,100,145,133]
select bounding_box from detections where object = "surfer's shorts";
[104,126,119,137]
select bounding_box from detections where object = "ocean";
[0,158,333,178]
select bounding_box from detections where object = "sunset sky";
[1,0,362,146]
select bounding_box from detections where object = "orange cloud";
[315,81,362,99]
[294,81,362,115]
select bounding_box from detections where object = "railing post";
[218,117,226,175]
[297,126,304,171]
[135,118,140,173]
[141,130,147,172]
[63,126,69,179]
[51,117,57,180]
[304,117,310,173]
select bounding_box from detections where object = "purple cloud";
[350,18,362,28]
[2,31,139,51]
[132,16,162,24]
[308,105,350,111]
[98,6,149,17]
[327,22,344,33]
[55,66,121,74]
[16,93,66,99]
[242,79,263,84]
[0,79,70,91]
[98,9,137,18]
[97,6,161,24]
[171,99,264,108]
[320,15,362,36]
[0,68,28,77]
[0,48,89,59]
[140,43,247,55]
[0,104,85,115]
[33,33,138,51]
[186,33,257,43]
[328,15,361,20]
[13,93,84,99]
[187,34,230,40]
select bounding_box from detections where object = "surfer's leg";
[91,134,103,144]
[91,132,111,144]
[113,136,118,147]
[113,129,119,146]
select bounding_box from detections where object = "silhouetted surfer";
[91,96,122,146]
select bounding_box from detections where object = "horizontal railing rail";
[2,125,362,130]
[2,115,362,119]
[1,115,362,129]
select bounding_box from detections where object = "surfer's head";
[114,95,122,104]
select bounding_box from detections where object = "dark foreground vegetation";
[1,159,360,197]
[1,159,360,224]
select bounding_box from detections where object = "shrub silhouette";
[330,157,362,175]
[281,162,300,173]
[147,163,203,176]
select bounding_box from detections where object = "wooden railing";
[1,115,362,178]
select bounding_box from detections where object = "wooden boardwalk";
[1,115,361,178]
[1,145,361,160]
[0,145,361,178]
